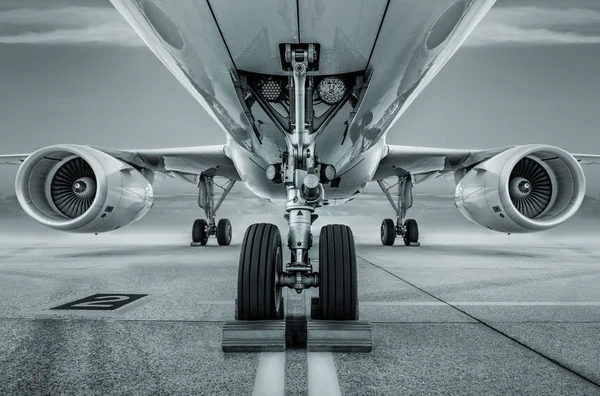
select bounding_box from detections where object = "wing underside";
[95,145,241,182]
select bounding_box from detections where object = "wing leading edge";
[0,145,241,183]
[373,145,600,183]
[0,154,29,165]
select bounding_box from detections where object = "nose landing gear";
[223,43,371,353]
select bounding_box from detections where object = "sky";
[0,0,599,197]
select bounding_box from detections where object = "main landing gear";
[224,43,370,353]
[191,173,236,246]
[377,173,420,246]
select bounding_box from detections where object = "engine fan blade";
[509,157,552,218]
[50,158,97,218]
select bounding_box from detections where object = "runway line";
[252,352,286,396]
[307,352,342,396]
[360,301,600,306]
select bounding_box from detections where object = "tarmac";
[0,192,599,395]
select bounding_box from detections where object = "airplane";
[2,0,600,323]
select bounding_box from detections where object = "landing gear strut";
[377,173,420,246]
[191,173,235,246]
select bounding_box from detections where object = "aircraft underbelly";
[110,0,496,201]
[344,0,496,154]
[209,0,388,75]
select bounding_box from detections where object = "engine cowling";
[15,144,154,233]
[455,144,586,233]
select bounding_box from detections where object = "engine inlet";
[509,157,552,218]
[50,157,97,218]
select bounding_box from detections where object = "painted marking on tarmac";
[360,301,600,306]
[51,293,148,311]
[307,352,342,396]
[252,352,285,396]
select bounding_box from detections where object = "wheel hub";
[274,246,283,313]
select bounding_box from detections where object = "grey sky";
[0,0,599,196]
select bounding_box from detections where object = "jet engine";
[15,144,154,233]
[455,144,586,233]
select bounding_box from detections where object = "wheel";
[237,223,283,320]
[192,219,208,245]
[216,218,232,246]
[403,219,419,246]
[319,224,358,320]
[380,218,396,246]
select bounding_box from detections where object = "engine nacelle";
[455,144,586,233]
[15,144,154,233]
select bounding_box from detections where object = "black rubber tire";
[319,224,358,320]
[403,219,419,246]
[237,223,283,320]
[216,218,232,246]
[192,219,208,245]
[380,218,396,246]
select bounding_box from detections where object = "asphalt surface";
[1,194,599,395]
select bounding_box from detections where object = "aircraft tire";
[192,219,208,245]
[236,223,283,320]
[381,218,396,246]
[216,218,232,246]
[403,219,419,246]
[318,224,358,320]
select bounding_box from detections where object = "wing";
[0,154,29,165]
[0,145,241,183]
[93,145,241,183]
[574,154,600,165]
[373,144,600,183]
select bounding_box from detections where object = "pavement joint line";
[0,317,230,323]
[357,254,600,389]
[361,301,600,306]
[368,321,600,324]
[23,300,596,307]
[252,352,286,396]
[307,352,342,396]
[3,317,599,325]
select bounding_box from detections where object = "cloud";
[465,6,600,47]
[0,6,144,46]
